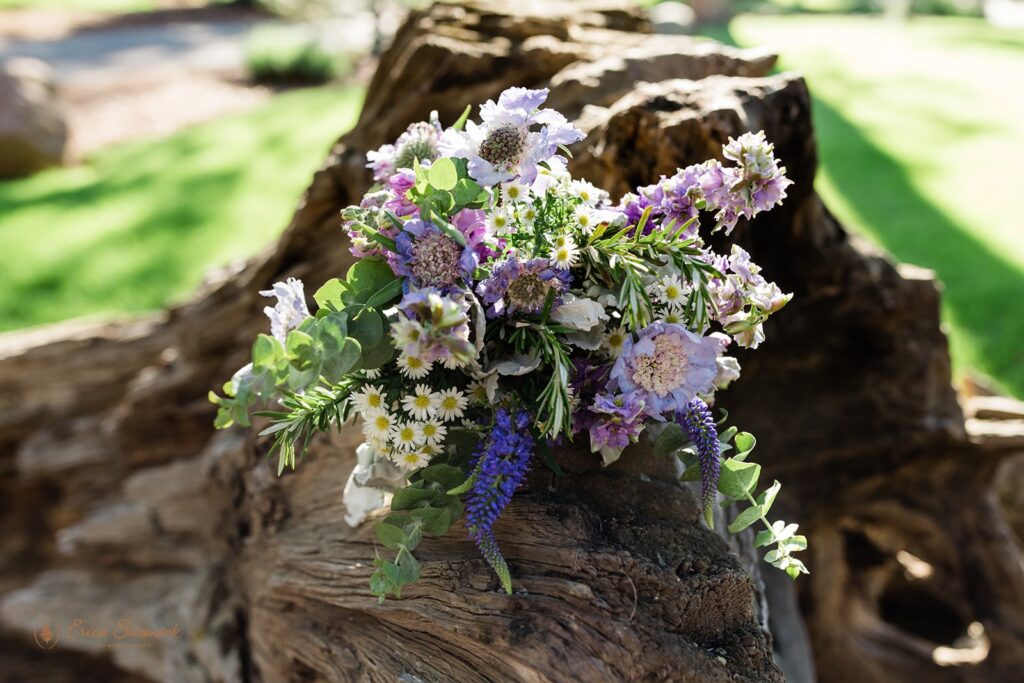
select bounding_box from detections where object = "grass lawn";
[0,85,363,330]
[724,14,1024,397]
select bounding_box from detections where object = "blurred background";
[1,0,1022,398]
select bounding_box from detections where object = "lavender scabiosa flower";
[366,120,442,183]
[609,322,724,419]
[678,398,720,527]
[260,278,310,342]
[391,218,477,292]
[476,256,571,318]
[465,409,535,593]
[439,87,584,186]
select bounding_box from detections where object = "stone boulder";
[0,57,68,179]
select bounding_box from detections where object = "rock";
[0,57,67,178]
[649,1,697,34]
[0,2,1023,682]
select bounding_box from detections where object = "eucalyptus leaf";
[428,157,458,191]
[313,278,348,311]
[728,504,764,533]
[391,486,437,510]
[718,458,761,499]
[653,423,687,458]
[410,507,451,536]
[375,523,407,550]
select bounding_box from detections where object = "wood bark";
[1,2,1022,682]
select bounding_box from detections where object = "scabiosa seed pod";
[464,409,535,594]
[678,398,720,528]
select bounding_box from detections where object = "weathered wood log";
[1,2,1023,682]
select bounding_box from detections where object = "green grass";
[723,14,1024,396]
[0,85,363,330]
[0,0,156,11]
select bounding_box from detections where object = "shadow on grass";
[810,98,1024,396]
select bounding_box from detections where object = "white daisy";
[397,353,432,379]
[436,388,468,421]
[518,205,538,226]
[468,380,490,405]
[570,179,604,206]
[605,326,629,358]
[362,410,395,444]
[396,448,431,472]
[390,421,424,451]
[501,182,529,204]
[391,318,424,351]
[419,419,447,445]
[657,275,686,308]
[488,208,513,236]
[662,308,683,324]
[574,206,596,234]
[401,384,439,420]
[363,367,382,380]
[351,384,387,414]
[551,239,579,270]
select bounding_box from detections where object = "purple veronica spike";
[678,398,720,527]
[465,409,535,593]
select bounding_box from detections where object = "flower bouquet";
[211,87,808,601]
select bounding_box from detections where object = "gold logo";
[33,622,60,650]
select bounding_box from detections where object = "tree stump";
[1,3,1022,682]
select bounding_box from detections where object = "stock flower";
[609,322,723,418]
[439,87,584,186]
[402,385,439,420]
[476,256,571,318]
[436,388,468,421]
[701,131,792,234]
[366,119,442,182]
[260,278,310,342]
[465,409,535,593]
[397,353,432,379]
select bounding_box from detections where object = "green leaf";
[391,486,437,510]
[362,278,402,309]
[395,551,421,584]
[375,523,407,550]
[420,464,466,491]
[313,311,349,351]
[718,458,761,499]
[285,330,316,364]
[313,278,348,311]
[757,480,782,516]
[321,338,361,382]
[452,104,471,131]
[410,507,451,536]
[348,308,384,349]
[653,423,687,458]
[346,259,397,296]
[428,157,458,191]
[754,530,774,548]
[357,336,394,371]
[733,432,757,461]
[728,504,764,534]
[453,178,483,206]
[252,334,283,371]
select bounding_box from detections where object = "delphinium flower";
[366,119,442,183]
[677,398,720,527]
[588,392,647,464]
[476,256,571,318]
[439,87,584,186]
[465,409,535,594]
[701,131,793,234]
[608,322,724,419]
[259,278,310,342]
[393,289,476,367]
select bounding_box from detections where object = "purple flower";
[659,164,703,236]
[476,256,571,318]
[384,167,420,217]
[366,120,442,183]
[395,289,475,365]
[439,87,584,186]
[588,392,647,461]
[702,131,793,234]
[391,218,479,292]
[608,322,724,419]
[465,409,535,594]
[677,398,720,527]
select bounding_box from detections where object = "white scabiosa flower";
[436,388,468,421]
[605,326,629,358]
[351,384,387,414]
[397,353,432,379]
[419,419,447,445]
[390,422,424,451]
[401,384,439,420]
